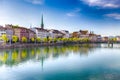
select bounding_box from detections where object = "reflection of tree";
[0,51,8,64]
[21,49,27,59]
[0,44,100,67]
[12,50,19,65]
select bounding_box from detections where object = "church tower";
[41,14,44,29]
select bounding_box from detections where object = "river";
[0,44,120,80]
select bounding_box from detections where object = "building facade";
[60,30,70,38]
[31,28,49,39]
[5,24,29,41]
[49,29,64,38]
[79,30,89,38]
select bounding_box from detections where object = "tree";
[30,37,35,42]
[82,38,90,42]
[36,38,41,43]
[22,36,27,43]
[73,38,78,42]
[43,38,48,43]
[2,34,8,43]
[109,38,117,42]
[68,38,73,42]
[12,35,18,43]
[58,38,62,42]
[53,38,57,43]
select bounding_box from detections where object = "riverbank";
[0,41,119,49]
[0,42,64,49]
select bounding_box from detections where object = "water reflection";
[1,44,120,80]
[0,43,120,67]
[0,44,99,66]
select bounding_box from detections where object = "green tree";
[109,38,117,42]
[22,36,27,43]
[2,34,8,43]
[36,38,41,43]
[82,38,89,42]
[43,38,48,43]
[53,38,57,43]
[12,35,18,43]
[72,38,79,42]
[49,37,53,42]
[30,37,35,42]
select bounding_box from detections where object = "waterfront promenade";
[0,41,117,49]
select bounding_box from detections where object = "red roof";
[79,30,88,35]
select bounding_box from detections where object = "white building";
[0,26,6,36]
[89,34,102,42]
[96,35,102,42]
[60,30,70,38]
[31,28,50,39]
[49,29,64,38]
[5,25,14,41]
[0,26,6,43]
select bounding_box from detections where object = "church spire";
[41,14,44,29]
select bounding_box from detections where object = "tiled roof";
[103,37,108,39]
[89,33,96,36]
[61,30,69,33]
[28,29,36,34]
[5,24,28,30]
[0,26,6,30]
[35,28,49,32]
[79,30,88,35]
[49,29,64,34]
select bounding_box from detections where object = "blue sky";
[0,0,120,36]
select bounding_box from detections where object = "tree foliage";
[12,35,18,43]
[31,37,35,42]
[36,38,41,42]
[2,34,8,43]
[22,36,27,43]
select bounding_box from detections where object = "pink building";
[5,24,36,42]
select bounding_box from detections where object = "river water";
[0,44,120,80]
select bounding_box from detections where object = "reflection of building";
[0,45,98,66]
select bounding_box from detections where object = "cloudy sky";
[0,0,120,36]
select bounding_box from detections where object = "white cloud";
[66,8,81,17]
[105,13,120,20]
[66,13,75,17]
[81,0,120,8]
[25,0,44,5]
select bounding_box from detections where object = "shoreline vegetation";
[0,39,118,49]
[0,33,118,49]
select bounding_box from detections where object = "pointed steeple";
[41,14,44,29]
